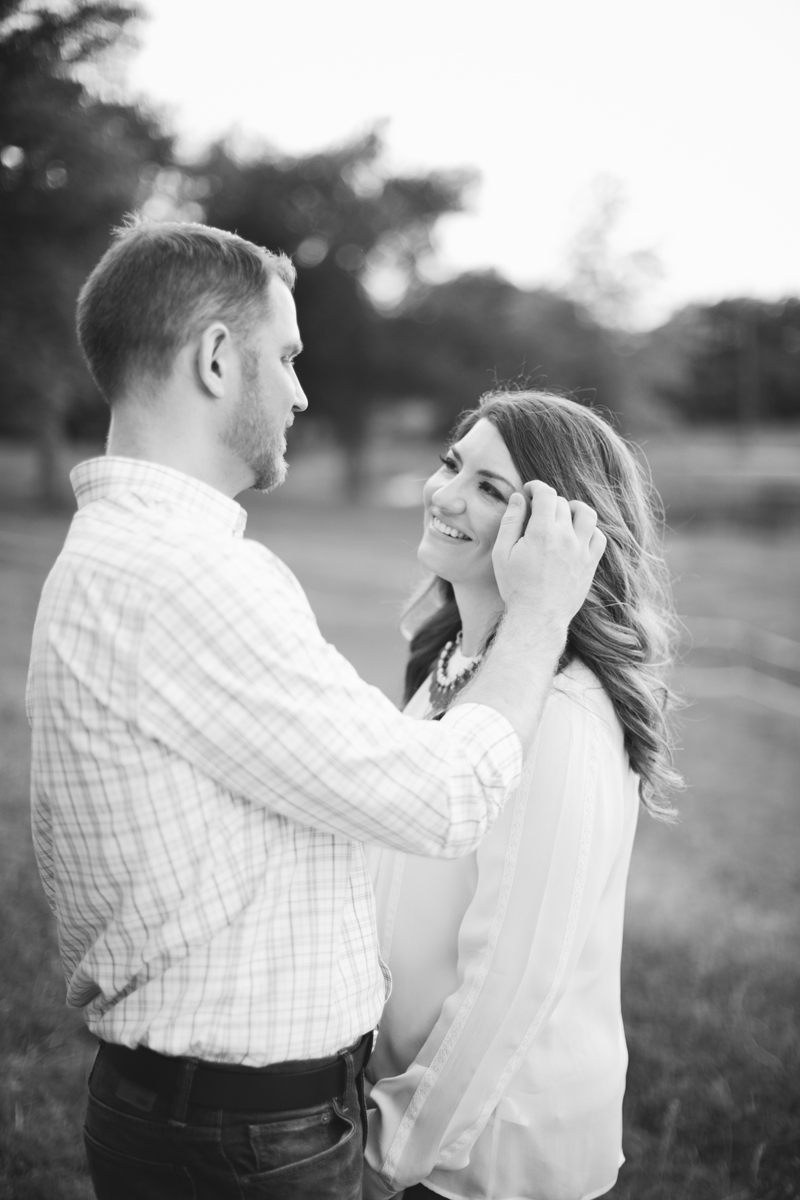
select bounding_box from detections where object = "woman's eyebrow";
[477,469,516,490]
[450,448,516,491]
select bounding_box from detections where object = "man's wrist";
[497,603,568,661]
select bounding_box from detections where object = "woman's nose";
[432,481,466,513]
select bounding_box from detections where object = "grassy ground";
[1,476,799,1198]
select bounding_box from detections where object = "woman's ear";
[196,322,232,399]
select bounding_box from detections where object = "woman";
[363,390,681,1200]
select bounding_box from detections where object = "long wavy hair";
[404,389,683,820]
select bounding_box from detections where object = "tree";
[195,130,473,495]
[563,175,662,332]
[0,0,171,503]
[661,298,800,423]
[381,270,623,435]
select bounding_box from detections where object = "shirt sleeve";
[364,688,628,1192]
[136,539,521,856]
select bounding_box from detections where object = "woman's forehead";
[452,419,523,486]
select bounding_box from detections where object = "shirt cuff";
[362,1159,402,1200]
[440,702,523,794]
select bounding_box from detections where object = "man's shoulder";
[62,504,303,608]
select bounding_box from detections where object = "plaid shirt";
[26,458,521,1066]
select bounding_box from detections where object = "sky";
[126,0,800,328]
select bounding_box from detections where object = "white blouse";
[364,660,640,1200]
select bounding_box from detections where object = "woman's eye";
[438,454,457,473]
[479,482,504,501]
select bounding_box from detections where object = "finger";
[492,492,527,563]
[554,495,571,525]
[589,527,607,565]
[569,500,599,543]
[524,480,557,526]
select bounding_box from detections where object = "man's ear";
[196,323,233,399]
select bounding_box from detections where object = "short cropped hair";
[76,217,296,403]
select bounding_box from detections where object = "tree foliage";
[661,299,800,423]
[0,3,672,505]
[193,132,473,487]
[564,175,662,331]
[383,271,623,435]
[0,0,171,499]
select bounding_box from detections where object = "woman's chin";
[417,537,452,580]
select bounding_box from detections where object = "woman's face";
[418,418,525,591]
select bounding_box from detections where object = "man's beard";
[222,350,287,493]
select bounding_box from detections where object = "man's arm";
[135,487,603,858]
[457,483,606,755]
[136,541,520,858]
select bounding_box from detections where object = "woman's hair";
[404,389,683,820]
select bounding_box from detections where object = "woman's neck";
[452,582,505,657]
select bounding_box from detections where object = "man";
[27,218,605,1199]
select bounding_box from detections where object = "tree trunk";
[35,394,71,510]
[341,439,369,503]
[737,308,760,428]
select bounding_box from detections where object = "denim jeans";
[83,1040,368,1199]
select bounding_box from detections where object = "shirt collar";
[70,457,248,539]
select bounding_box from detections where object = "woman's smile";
[430,516,471,541]
[419,418,524,590]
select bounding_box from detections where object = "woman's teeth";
[432,516,469,540]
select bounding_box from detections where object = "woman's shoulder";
[547,658,624,751]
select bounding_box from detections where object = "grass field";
[1,475,799,1199]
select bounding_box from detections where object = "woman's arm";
[364,684,630,1196]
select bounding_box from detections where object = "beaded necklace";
[428,632,485,716]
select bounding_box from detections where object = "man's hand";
[492,481,606,632]
[458,482,605,753]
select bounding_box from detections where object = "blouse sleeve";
[364,685,629,1195]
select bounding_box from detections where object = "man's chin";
[251,457,288,494]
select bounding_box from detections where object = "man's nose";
[293,377,309,413]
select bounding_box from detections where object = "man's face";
[222,279,307,492]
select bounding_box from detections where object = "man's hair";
[76,216,296,404]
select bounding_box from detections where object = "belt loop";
[355,1038,370,1151]
[338,1036,360,1119]
[362,1029,374,1073]
[169,1059,198,1124]
[341,1042,356,1099]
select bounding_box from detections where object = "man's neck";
[106,405,251,499]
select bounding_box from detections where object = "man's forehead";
[263,278,301,343]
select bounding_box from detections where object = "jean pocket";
[223,1098,361,1198]
[84,1126,195,1200]
[246,1100,356,1175]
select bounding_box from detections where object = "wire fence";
[678,617,800,717]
